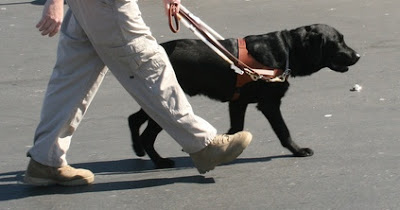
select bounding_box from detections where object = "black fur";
[128,24,360,168]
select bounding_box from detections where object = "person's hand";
[36,0,64,37]
[163,0,181,16]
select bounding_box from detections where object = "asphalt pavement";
[1,0,399,209]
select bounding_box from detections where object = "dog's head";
[290,24,360,76]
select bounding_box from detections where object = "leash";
[168,4,285,82]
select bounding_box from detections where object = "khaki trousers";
[28,0,216,167]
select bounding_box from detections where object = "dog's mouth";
[328,52,360,73]
[329,64,349,72]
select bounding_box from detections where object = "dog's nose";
[353,53,361,63]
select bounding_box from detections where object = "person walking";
[24,0,252,186]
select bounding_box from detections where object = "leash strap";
[168,3,180,33]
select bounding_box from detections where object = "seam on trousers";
[48,57,105,167]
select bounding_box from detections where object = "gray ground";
[0,0,399,209]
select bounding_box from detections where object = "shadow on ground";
[0,0,66,6]
[0,155,292,201]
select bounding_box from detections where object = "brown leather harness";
[232,38,288,101]
[167,4,290,101]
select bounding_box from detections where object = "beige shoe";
[24,159,95,186]
[190,131,252,174]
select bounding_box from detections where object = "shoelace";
[212,134,230,145]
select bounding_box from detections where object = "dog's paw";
[294,148,314,157]
[133,144,146,157]
[155,158,175,169]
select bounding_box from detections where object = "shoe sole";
[24,175,95,186]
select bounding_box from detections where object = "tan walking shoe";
[190,131,252,174]
[24,159,95,186]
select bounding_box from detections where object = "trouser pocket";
[108,35,167,83]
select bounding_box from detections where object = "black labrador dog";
[128,24,360,168]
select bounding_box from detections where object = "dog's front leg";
[258,102,314,157]
[227,100,249,134]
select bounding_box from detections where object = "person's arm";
[162,0,181,15]
[36,0,64,37]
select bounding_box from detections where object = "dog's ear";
[305,31,325,66]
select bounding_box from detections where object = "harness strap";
[231,39,285,101]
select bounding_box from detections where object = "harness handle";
[167,4,262,78]
[168,3,180,33]
[167,4,282,82]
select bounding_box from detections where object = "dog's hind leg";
[141,118,175,169]
[258,101,314,157]
[227,100,249,134]
[128,109,149,157]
